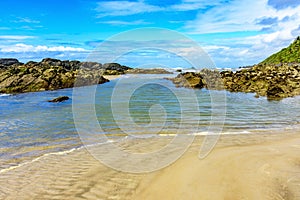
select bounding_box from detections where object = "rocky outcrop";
[170,36,300,100]
[169,63,300,100]
[126,68,172,74]
[48,96,69,102]
[0,58,23,68]
[168,72,205,88]
[0,58,175,93]
[168,69,223,89]
[0,58,114,93]
[101,63,131,75]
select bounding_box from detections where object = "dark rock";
[266,86,285,100]
[0,58,22,68]
[80,62,102,70]
[102,63,131,71]
[101,63,131,75]
[169,72,205,88]
[168,63,300,100]
[41,58,62,66]
[48,96,69,102]
[0,58,114,94]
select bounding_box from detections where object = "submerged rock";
[48,96,70,102]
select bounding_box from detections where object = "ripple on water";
[0,75,300,173]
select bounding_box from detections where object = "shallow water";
[0,74,300,171]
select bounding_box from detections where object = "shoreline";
[103,75,122,80]
[1,126,299,174]
[1,130,299,199]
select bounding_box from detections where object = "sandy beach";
[103,75,121,80]
[1,1,300,200]
[0,130,299,200]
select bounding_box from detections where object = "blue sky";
[0,0,300,68]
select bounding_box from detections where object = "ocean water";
[0,74,300,171]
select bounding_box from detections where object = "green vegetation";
[260,36,300,65]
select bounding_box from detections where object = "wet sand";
[0,131,300,199]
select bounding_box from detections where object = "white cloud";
[97,20,151,26]
[185,0,274,33]
[185,0,300,34]
[95,1,162,17]
[170,0,225,11]
[202,45,230,51]
[0,35,35,40]
[95,0,230,18]
[0,43,87,53]
[181,0,300,67]
[13,17,40,24]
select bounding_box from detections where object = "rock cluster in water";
[0,58,131,93]
[0,58,174,94]
[169,63,300,100]
[170,36,300,100]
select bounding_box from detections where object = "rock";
[266,86,285,100]
[102,63,131,75]
[80,62,102,70]
[168,63,300,100]
[0,58,22,68]
[168,72,205,88]
[48,96,69,102]
[0,58,114,94]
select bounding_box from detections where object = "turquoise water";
[0,74,300,170]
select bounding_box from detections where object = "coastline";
[103,75,121,80]
[1,1,300,199]
[1,130,299,199]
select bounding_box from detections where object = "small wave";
[0,138,120,174]
[0,93,11,97]
[189,131,252,136]
[158,133,177,137]
[0,147,83,174]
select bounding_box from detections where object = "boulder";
[48,96,70,103]
[103,63,131,72]
[169,72,205,88]
[0,58,22,68]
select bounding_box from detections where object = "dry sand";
[0,131,300,199]
[103,75,121,80]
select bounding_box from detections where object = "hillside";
[260,36,300,65]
